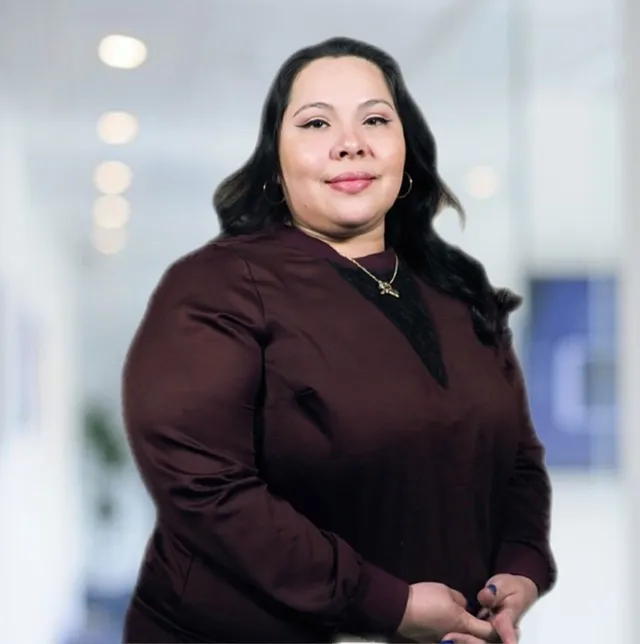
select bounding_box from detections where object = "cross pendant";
[378,281,400,298]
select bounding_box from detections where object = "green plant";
[84,403,128,520]
[84,404,127,470]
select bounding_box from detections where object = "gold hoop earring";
[263,179,286,205]
[397,172,413,199]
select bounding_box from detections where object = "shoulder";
[147,232,282,320]
[160,230,280,290]
[155,241,248,301]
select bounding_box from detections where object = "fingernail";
[487,583,497,595]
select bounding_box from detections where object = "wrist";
[513,574,539,601]
[347,562,410,637]
[397,586,416,637]
[494,542,556,595]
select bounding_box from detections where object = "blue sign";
[525,277,618,470]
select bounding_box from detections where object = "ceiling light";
[465,165,500,200]
[98,34,147,70]
[93,161,132,194]
[92,195,131,229]
[97,111,139,145]
[92,226,127,255]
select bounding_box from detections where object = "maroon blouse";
[122,225,556,643]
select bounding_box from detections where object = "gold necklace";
[343,253,400,298]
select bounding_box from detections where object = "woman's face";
[279,56,406,238]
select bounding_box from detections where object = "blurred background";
[0,0,637,642]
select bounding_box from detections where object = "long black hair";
[213,37,520,347]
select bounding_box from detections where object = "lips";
[327,172,376,184]
[325,172,377,195]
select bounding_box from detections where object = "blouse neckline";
[275,224,397,273]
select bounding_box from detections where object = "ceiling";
[0,0,619,402]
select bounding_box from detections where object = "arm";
[493,342,557,596]
[122,243,409,636]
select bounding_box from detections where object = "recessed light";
[97,111,139,145]
[98,34,147,70]
[92,195,131,229]
[93,161,132,194]
[92,226,127,255]
[465,165,500,200]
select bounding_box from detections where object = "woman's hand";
[397,582,496,643]
[440,574,538,644]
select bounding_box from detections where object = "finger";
[440,633,487,643]
[477,581,504,610]
[492,610,519,644]
[457,611,496,642]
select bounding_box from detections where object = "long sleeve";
[493,344,557,595]
[122,243,410,637]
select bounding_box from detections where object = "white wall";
[432,92,620,280]
[522,473,628,643]
[0,108,85,643]
[528,94,621,272]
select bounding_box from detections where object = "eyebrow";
[292,98,395,117]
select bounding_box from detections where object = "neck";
[293,222,386,259]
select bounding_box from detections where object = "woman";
[122,37,556,644]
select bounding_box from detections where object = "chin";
[330,207,383,230]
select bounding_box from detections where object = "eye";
[364,116,391,126]
[300,119,328,129]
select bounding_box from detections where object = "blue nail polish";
[487,583,497,595]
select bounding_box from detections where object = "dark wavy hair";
[213,37,520,346]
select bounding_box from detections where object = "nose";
[337,140,365,159]
[331,129,370,160]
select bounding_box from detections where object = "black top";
[122,225,556,643]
